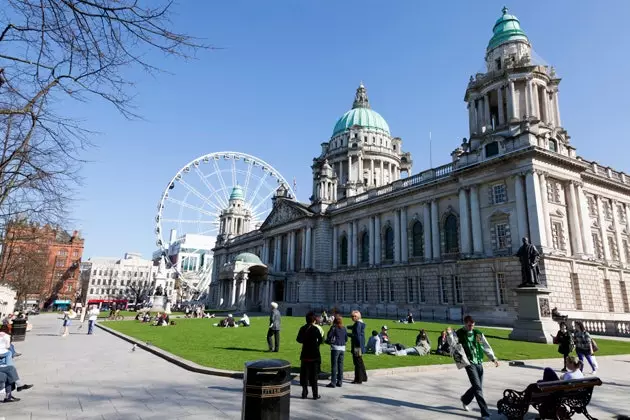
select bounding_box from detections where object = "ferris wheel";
[155,151,294,294]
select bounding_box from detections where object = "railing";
[582,159,628,186]
[568,319,630,338]
[329,161,455,211]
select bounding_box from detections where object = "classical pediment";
[260,198,312,230]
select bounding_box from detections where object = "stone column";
[348,155,353,183]
[358,157,363,184]
[240,273,248,305]
[613,200,626,264]
[514,174,529,241]
[538,172,552,249]
[369,216,375,265]
[332,226,338,269]
[524,171,545,247]
[301,228,307,268]
[431,200,440,260]
[470,185,483,255]
[526,79,533,117]
[305,227,312,269]
[423,203,432,261]
[497,86,504,126]
[288,231,295,271]
[468,102,475,135]
[544,89,552,124]
[339,161,344,185]
[262,240,269,265]
[508,80,515,121]
[370,159,374,186]
[554,90,562,127]
[473,99,480,133]
[566,181,584,255]
[230,275,237,306]
[483,94,490,129]
[400,207,408,263]
[577,183,594,255]
[274,236,281,271]
[394,210,401,263]
[532,82,540,118]
[374,215,381,264]
[596,196,611,260]
[380,160,384,185]
[352,220,359,266]
[458,188,471,255]
[347,222,353,266]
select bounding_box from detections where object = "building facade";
[209,8,630,326]
[82,253,161,307]
[0,220,84,309]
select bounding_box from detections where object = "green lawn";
[97,310,185,319]
[103,316,630,373]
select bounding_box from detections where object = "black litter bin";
[242,359,291,420]
[11,319,27,342]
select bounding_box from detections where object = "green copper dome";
[487,7,529,51]
[229,185,244,200]
[332,84,390,137]
[235,252,263,265]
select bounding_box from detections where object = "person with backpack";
[325,314,348,388]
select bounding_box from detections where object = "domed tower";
[218,185,252,239]
[464,7,569,156]
[312,83,412,202]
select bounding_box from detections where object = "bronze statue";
[516,237,541,287]
[155,285,163,296]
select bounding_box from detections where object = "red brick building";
[0,220,85,309]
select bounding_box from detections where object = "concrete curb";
[96,323,244,379]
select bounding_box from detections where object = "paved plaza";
[3,314,629,420]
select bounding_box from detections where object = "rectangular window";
[570,273,583,310]
[407,278,415,303]
[493,184,506,204]
[603,200,613,220]
[452,275,463,304]
[496,273,507,305]
[342,281,348,302]
[440,276,448,304]
[296,282,300,303]
[624,239,630,264]
[379,279,386,302]
[618,205,627,225]
[67,284,73,292]
[587,196,597,217]
[608,236,619,260]
[335,281,341,302]
[548,139,558,152]
[592,232,603,259]
[363,279,368,302]
[620,281,630,313]
[90,288,94,294]
[551,221,565,250]
[603,279,614,312]
[496,223,509,249]
[418,278,425,303]
[389,278,395,302]
[354,279,359,302]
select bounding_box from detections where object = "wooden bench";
[497,377,602,420]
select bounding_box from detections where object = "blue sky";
[70,1,630,258]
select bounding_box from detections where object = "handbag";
[591,339,599,353]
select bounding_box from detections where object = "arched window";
[361,232,369,263]
[384,227,394,260]
[444,214,459,254]
[412,221,423,257]
[340,235,348,266]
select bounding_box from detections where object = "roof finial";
[502,6,508,15]
[352,82,370,109]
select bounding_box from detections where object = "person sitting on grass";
[218,314,236,328]
[415,329,431,354]
[436,329,452,355]
[238,314,250,327]
[366,330,382,355]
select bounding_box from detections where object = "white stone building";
[0,285,17,318]
[209,8,630,326]
[83,253,164,306]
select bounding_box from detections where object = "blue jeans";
[330,350,345,386]
[88,320,95,335]
[462,363,489,417]
[0,351,13,366]
[577,350,596,371]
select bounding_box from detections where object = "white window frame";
[440,276,448,304]
[495,223,509,249]
[407,278,415,303]
[379,279,386,302]
[363,279,368,302]
[496,272,507,305]
[418,277,425,303]
[493,183,507,204]
[389,278,395,302]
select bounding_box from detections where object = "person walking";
[553,322,574,372]
[296,311,324,400]
[326,314,348,388]
[456,315,499,420]
[573,321,597,374]
[87,306,99,335]
[267,302,281,352]
[347,310,367,384]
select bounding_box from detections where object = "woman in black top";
[296,311,324,399]
[554,322,573,372]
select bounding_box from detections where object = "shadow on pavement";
[342,395,480,418]
[207,385,241,393]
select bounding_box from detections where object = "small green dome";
[332,84,390,137]
[487,7,529,51]
[234,252,263,265]
[229,185,244,200]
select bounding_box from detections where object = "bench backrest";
[528,377,602,404]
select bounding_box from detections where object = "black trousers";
[266,328,280,351]
[300,361,320,397]
[462,363,489,417]
[351,349,367,383]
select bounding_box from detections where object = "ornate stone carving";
[539,297,551,317]
[262,201,306,229]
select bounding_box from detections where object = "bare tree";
[0,1,206,230]
[0,232,49,303]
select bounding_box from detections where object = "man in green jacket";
[456,315,499,420]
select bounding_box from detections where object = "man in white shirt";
[87,306,99,335]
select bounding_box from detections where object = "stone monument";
[150,258,169,313]
[509,237,557,344]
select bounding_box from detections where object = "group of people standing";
[553,320,599,374]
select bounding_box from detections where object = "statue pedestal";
[150,296,166,312]
[509,287,557,344]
